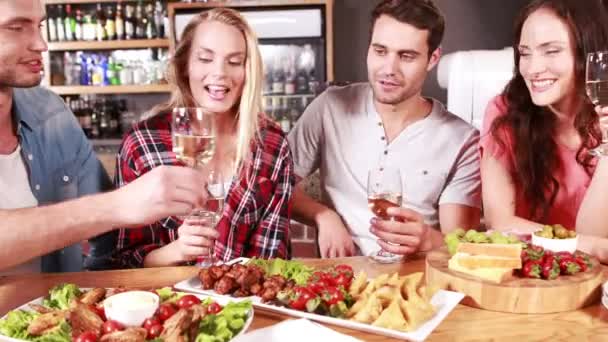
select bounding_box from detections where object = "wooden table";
[1,256,608,341]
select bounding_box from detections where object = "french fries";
[347,271,437,332]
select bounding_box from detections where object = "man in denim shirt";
[0,0,209,274]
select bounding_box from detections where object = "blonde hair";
[154,8,264,172]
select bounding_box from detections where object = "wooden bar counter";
[1,255,607,341]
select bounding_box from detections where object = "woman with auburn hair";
[481,0,608,261]
[112,8,294,267]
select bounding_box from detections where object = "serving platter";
[425,247,603,314]
[174,259,465,341]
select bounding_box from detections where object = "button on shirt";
[288,83,481,256]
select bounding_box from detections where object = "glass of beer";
[367,166,404,263]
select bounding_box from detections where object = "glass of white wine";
[367,166,404,263]
[586,51,608,156]
[194,168,226,268]
[171,107,216,168]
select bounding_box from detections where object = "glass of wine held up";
[586,51,608,156]
[171,107,223,266]
[367,166,404,264]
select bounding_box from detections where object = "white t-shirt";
[288,83,481,256]
[0,145,41,274]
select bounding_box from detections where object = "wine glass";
[367,166,404,263]
[194,168,226,268]
[171,107,216,168]
[586,51,608,156]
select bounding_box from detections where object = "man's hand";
[369,207,432,255]
[112,166,207,227]
[317,211,356,258]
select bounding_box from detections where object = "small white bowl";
[531,233,578,253]
[104,291,159,327]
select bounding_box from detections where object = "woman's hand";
[169,218,219,263]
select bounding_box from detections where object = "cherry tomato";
[311,271,332,282]
[332,273,351,288]
[289,287,316,311]
[176,294,202,309]
[308,278,330,294]
[74,331,98,342]
[334,264,353,275]
[207,302,222,314]
[146,324,164,339]
[158,303,177,322]
[322,286,344,306]
[142,316,161,330]
[101,320,125,335]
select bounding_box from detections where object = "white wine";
[368,193,403,220]
[173,133,216,168]
[586,80,608,106]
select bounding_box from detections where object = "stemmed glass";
[367,166,404,263]
[586,51,608,156]
[171,107,222,266]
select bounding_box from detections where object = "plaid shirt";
[114,112,294,268]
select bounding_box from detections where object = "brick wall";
[290,222,319,259]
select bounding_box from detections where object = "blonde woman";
[113,8,294,267]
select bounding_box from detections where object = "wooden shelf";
[49,84,171,95]
[45,0,144,4]
[48,39,170,51]
[169,0,328,10]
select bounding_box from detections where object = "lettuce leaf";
[0,310,37,340]
[43,284,82,310]
[247,258,313,285]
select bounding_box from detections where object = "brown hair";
[370,0,445,56]
[492,0,608,221]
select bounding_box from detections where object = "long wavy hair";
[153,8,264,172]
[491,0,608,221]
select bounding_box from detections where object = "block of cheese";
[455,253,522,269]
[456,242,522,258]
[448,254,515,283]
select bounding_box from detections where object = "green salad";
[0,284,251,342]
[246,258,313,285]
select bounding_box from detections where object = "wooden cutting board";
[425,247,603,314]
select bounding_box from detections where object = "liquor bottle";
[109,99,120,137]
[95,4,107,41]
[83,13,96,41]
[298,44,316,93]
[145,3,156,39]
[135,1,145,39]
[47,6,57,42]
[98,99,111,138]
[81,96,93,138]
[74,10,83,41]
[124,4,135,40]
[105,6,116,40]
[154,0,164,39]
[56,5,66,41]
[90,99,101,139]
[64,4,74,41]
[270,96,281,121]
[279,98,291,133]
[272,59,285,95]
[115,2,125,40]
[284,66,296,95]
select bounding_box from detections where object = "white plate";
[175,261,465,342]
[0,288,254,342]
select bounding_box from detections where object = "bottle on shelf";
[81,96,93,138]
[124,4,135,40]
[154,0,164,39]
[56,5,66,42]
[135,1,145,39]
[64,4,75,41]
[82,13,96,41]
[144,3,156,39]
[74,9,84,41]
[272,57,285,95]
[105,6,116,41]
[115,2,125,40]
[278,98,291,133]
[47,6,58,42]
[95,3,107,41]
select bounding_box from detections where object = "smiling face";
[518,8,577,111]
[367,15,440,106]
[0,0,47,88]
[188,20,246,116]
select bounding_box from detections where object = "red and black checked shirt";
[114,112,294,268]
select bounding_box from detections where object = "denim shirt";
[12,86,114,272]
